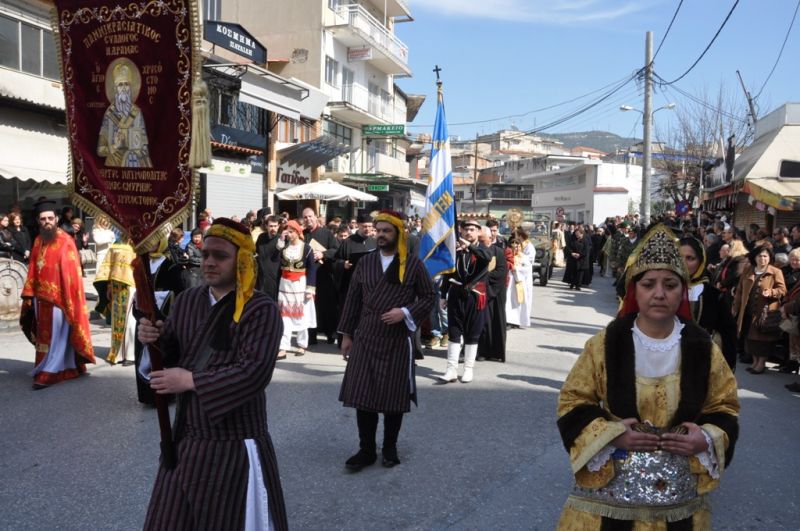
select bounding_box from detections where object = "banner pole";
[132,254,177,469]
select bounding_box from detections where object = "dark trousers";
[447,289,487,344]
[356,409,403,452]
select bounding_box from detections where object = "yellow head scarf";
[205,219,256,322]
[373,210,408,283]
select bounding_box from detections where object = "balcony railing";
[327,82,401,123]
[334,4,409,68]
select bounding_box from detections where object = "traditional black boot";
[345,448,377,471]
[346,410,378,471]
[382,413,403,467]
[381,446,400,468]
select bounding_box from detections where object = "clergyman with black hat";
[437,218,493,383]
[334,213,376,304]
[255,214,283,300]
[137,218,288,530]
[338,210,436,470]
[20,200,95,389]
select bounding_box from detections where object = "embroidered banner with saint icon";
[51,0,202,250]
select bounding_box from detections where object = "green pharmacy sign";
[363,124,405,136]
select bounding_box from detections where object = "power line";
[448,74,639,146]
[407,72,638,128]
[658,80,748,123]
[656,0,740,85]
[652,0,684,61]
[753,0,800,100]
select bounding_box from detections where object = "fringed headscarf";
[618,223,693,320]
[205,218,256,322]
[373,209,408,283]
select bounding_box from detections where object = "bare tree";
[652,84,752,207]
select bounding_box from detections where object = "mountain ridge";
[545,130,640,154]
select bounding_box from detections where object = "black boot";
[345,449,377,471]
[382,413,403,467]
[346,410,378,471]
[381,446,400,468]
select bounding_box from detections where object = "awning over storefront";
[745,178,800,211]
[204,63,328,121]
[277,137,350,168]
[0,109,69,185]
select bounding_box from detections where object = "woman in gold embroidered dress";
[556,225,739,530]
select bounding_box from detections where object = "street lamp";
[620,102,676,225]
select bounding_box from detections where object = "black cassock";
[478,243,509,362]
[255,232,281,300]
[334,232,376,306]
[304,226,340,339]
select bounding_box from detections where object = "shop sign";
[248,155,265,174]
[277,163,311,189]
[363,124,405,136]
[211,124,266,151]
[347,47,373,62]
[367,184,389,192]
[204,21,267,64]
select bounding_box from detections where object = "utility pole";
[736,70,758,127]
[641,31,653,227]
[472,132,479,211]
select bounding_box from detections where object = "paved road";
[0,272,798,529]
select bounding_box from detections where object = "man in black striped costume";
[339,210,437,471]
[138,218,287,530]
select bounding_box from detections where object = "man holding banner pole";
[138,218,288,530]
[45,0,283,523]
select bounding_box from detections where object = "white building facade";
[250,0,421,215]
[519,160,644,225]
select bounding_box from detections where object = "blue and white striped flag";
[419,82,456,277]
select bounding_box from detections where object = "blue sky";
[395,0,800,143]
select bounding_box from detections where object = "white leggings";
[280,328,308,350]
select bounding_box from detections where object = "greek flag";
[419,83,456,277]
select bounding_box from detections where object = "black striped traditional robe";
[143,287,288,531]
[339,251,437,413]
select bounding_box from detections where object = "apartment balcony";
[327,4,411,76]
[368,152,408,178]
[326,82,400,125]
[362,0,412,21]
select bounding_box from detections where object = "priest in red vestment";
[20,201,95,389]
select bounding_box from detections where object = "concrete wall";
[223,0,324,86]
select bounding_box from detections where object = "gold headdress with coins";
[625,224,688,285]
[618,224,692,319]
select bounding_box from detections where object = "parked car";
[527,215,552,286]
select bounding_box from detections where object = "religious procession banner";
[51,0,204,251]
